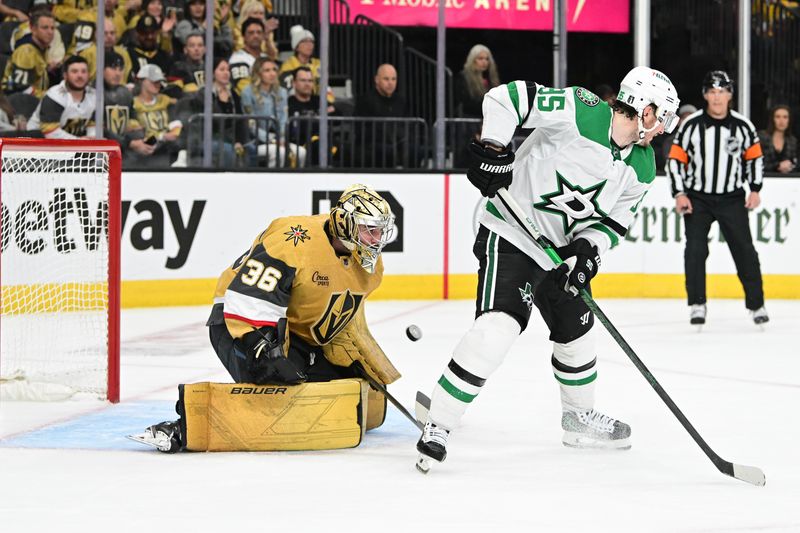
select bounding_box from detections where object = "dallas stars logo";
[519,282,533,311]
[533,172,608,234]
[284,225,310,246]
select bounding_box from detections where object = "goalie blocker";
[173,379,386,452]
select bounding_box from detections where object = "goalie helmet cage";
[0,138,121,403]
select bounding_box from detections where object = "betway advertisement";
[338,0,630,32]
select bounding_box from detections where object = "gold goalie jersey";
[215,213,382,344]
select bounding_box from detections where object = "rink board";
[5,171,795,306]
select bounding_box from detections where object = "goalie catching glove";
[554,239,601,296]
[466,140,514,198]
[241,319,306,384]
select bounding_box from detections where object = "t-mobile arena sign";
[341,0,629,32]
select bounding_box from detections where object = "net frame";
[0,138,121,402]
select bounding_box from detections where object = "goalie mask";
[330,185,396,274]
[617,66,680,142]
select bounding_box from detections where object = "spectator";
[11,5,66,71]
[66,0,126,55]
[454,44,500,119]
[0,93,27,132]
[288,66,336,166]
[654,103,698,171]
[354,63,412,168]
[127,14,172,77]
[279,25,321,94]
[759,105,797,173]
[2,10,57,99]
[78,18,134,83]
[125,0,177,54]
[168,32,205,95]
[234,0,278,60]
[229,17,267,95]
[187,57,254,167]
[453,44,500,166]
[132,64,183,166]
[102,50,153,165]
[175,0,234,55]
[0,0,28,21]
[241,57,304,167]
[27,55,96,139]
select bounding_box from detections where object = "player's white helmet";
[617,66,680,141]
[330,184,396,274]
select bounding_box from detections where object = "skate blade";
[126,431,169,451]
[562,433,632,450]
[416,454,435,474]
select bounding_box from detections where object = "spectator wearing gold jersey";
[131,64,183,167]
[77,18,133,83]
[27,55,96,139]
[279,25,322,95]
[228,17,267,95]
[66,0,128,56]
[2,10,57,99]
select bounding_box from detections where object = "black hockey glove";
[466,139,514,198]
[554,239,601,296]
[241,319,306,385]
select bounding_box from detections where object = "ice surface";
[1,299,798,532]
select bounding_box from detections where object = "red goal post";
[0,138,121,402]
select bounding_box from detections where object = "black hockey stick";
[494,187,766,486]
[355,365,424,431]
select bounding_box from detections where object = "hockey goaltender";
[129,184,400,452]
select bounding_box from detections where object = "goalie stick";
[354,365,423,431]
[494,187,766,487]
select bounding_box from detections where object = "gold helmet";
[330,184,395,274]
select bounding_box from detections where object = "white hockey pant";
[428,311,520,430]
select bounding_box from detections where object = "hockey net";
[0,139,121,402]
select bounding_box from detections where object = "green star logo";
[519,282,534,311]
[533,171,608,234]
[284,224,310,246]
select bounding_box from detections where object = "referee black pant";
[683,190,764,310]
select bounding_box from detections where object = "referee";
[666,70,768,326]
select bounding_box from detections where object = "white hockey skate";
[416,421,450,474]
[750,306,769,328]
[690,304,706,330]
[127,420,182,453]
[561,409,631,450]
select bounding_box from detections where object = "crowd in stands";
[0,1,797,172]
[0,0,416,169]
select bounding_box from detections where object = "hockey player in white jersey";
[416,67,680,473]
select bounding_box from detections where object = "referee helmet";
[702,70,734,94]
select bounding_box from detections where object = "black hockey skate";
[416,421,450,474]
[751,306,769,326]
[127,420,182,453]
[690,304,706,326]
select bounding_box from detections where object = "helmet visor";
[661,109,679,134]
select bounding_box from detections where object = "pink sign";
[341,0,629,33]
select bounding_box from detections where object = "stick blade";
[731,463,766,486]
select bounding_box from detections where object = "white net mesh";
[1,149,112,400]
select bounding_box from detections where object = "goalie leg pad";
[365,388,387,431]
[429,311,520,429]
[180,379,368,451]
[552,328,597,411]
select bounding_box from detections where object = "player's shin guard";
[552,329,597,412]
[428,311,520,430]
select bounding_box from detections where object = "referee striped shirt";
[666,109,763,197]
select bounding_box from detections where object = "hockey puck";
[406,325,422,342]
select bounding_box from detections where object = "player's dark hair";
[611,99,638,120]
[241,17,264,36]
